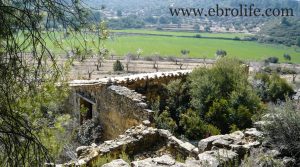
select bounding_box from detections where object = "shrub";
[195,34,201,38]
[265,57,279,64]
[189,58,262,133]
[179,109,220,140]
[254,73,294,102]
[113,60,124,71]
[155,109,177,133]
[233,36,241,40]
[215,49,227,58]
[283,54,291,61]
[262,101,300,161]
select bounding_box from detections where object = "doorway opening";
[79,98,93,125]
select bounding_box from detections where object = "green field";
[106,31,300,63]
[39,29,300,63]
[111,29,250,38]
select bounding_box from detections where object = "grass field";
[106,32,300,63]
[111,29,250,38]
[38,29,300,63]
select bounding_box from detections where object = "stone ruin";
[58,70,296,166]
[62,121,294,166]
[66,70,190,140]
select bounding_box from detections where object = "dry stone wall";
[68,70,190,140]
[69,84,153,140]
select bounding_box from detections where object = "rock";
[137,102,148,108]
[197,151,220,167]
[212,138,233,148]
[253,121,267,130]
[230,144,249,157]
[244,141,261,149]
[229,131,244,141]
[153,155,176,165]
[282,157,296,167]
[102,159,130,167]
[131,158,154,167]
[180,142,196,152]
[77,119,103,145]
[198,135,224,152]
[198,149,239,167]
[158,129,173,138]
[184,159,203,167]
[142,120,151,126]
[76,146,90,157]
[131,154,176,167]
[244,128,263,139]
[266,149,281,158]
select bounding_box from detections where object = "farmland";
[107,29,300,63]
[41,29,300,63]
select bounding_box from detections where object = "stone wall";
[62,123,292,167]
[67,71,190,140]
[68,84,153,140]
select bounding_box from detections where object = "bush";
[195,34,201,38]
[283,54,291,61]
[113,60,124,71]
[233,36,241,40]
[265,57,279,64]
[189,58,262,133]
[179,109,220,140]
[262,101,300,161]
[254,73,294,102]
[155,109,177,133]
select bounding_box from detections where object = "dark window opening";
[80,98,93,124]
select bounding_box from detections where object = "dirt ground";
[60,57,300,90]
[63,57,213,80]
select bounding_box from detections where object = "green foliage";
[283,53,291,61]
[80,104,88,115]
[113,60,124,71]
[39,114,71,160]
[215,49,227,57]
[189,58,262,133]
[108,15,145,29]
[155,109,178,133]
[120,146,131,164]
[262,101,300,162]
[259,18,300,47]
[93,154,116,166]
[179,109,220,140]
[93,144,130,166]
[164,79,190,122]
[265,57,279,64]
[242,152,284,167]
[254,73,294,102]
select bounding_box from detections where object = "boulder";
[131,154,176,167]
[153,155,176,165]
[282,157,296,167]
[229,131,244,141]
[197,149,239,167]
[76,146,90,157]
[198,135,224,152]
[102,159,130,167]
[212,138,233,148]
[244,128,263,139]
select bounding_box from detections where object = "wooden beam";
[76,93,96,105]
